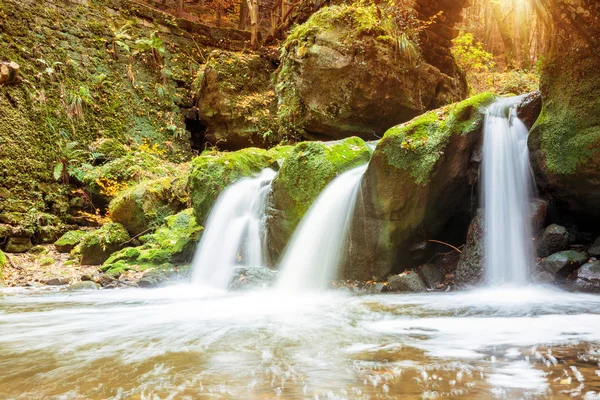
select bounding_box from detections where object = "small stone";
[45,277,70,286]
[229,267,277,291]
[538,224,569,257]
[4,237,33,253]
[69,281,99,291]
[387,271,426,292]
[419,263,444,289]
[588,237,600,258]
[29,245,48,254]
[137,269,170,288]
[39,257,54,266]
[538,250,588,278]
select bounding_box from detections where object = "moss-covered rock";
[54,230,88,253]
[0,249,6,272]
[275,3,466,142]
[529,47,600,219]
[101,209,202,276]
[78,223,130,265]
[189,148,279,224]
[109,173,189,236]
[197,50,279,150]
[345,93,496,280]
[266,137,372,261]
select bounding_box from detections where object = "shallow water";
[1,285,600,399]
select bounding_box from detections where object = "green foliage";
[135,31,166,68]
[451,33,495,74]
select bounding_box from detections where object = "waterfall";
[191,168,276,289]
[482,97,534,285]
[277,164,367,291]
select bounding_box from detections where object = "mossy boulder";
[189,148,279,224]
[275,3,466,142]
[101,209,202,276]
[197,50,279,150]
[344,93,496,280]
[0,249,6,276]
[109,174,189,236]
[4,237,33,253]
[266,137,371,262]
[54,230,88,253]
[78,223,130,265]
[529,46,600,219]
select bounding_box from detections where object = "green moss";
[531,54,600,175]
[78,222,130,265]
[189,148,275,223]
[55,230,88,253]
[381,92,496,184]
[39,257,55,266]
[0,250,6,272]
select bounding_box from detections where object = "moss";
[531,55,600,175]
[109,172,189,235]
[0,250,6,272]
[39,257,55,266]
[189,148,275,223]
[78,222,130,265]
[90,138,128,160]
[381,92,496,184]
[55,230,88,253]
[101,208,201,273]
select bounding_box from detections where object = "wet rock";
[45,277,70,286]
[588,237,600,258]
[538,250,588,278]
[54,230,88,253]
[538,224,569,257]
[419,264,444,289]
[530,199,549,231]
[69,281,99,290]
[229,267,277,291]
[387,271,426,292]
[137,270,170,288]
[516,91,542,130]
[4,237,32,253]
[570,261,600,293]
[455,210,485,286]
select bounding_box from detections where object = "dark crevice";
[184,113,208,151]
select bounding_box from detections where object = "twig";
[120,227,154,246]
[427,240,463,254]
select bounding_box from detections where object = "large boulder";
[266,137,372,262]
[109,174,189,236]
[78,223,130,265]
[538,250,588,279]
[54,230,88,253]
[188,147,283,224]
[388,270,426,292]
[274,4,467,142]
[537,224,569,258]
[570,261,600,293]
[197,50,279,150]
[588,237,600,258]
[344,93,496,280]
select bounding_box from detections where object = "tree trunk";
[216,0,223,27]
[246,0,259,50]
[491,3,516,69]
[177,0,184,14]
[239,0,249,30]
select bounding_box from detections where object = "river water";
[1,285,600,399]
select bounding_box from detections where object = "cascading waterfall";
[277,164,368,291]
[482,97,534,285]
[191,168,276,289]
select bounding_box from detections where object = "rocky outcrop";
[77,223,130,265]
[275,4,467,142]
[537,250,588,281]
[197,51,279,150]
[266,137,371,262]
[344,93,496,281]
[54,230,88,253]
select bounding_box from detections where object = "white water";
[482,97,534,285]
[277,165,367,291]
[190,168,275,289]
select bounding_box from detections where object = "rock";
[0,250,5,286]
[39,257,54,266]
[388,271,426,292]
[455,210,485,286]
[189,147,279,224]
[109,174,189,236]
[266,137,372,262]
[101,209,202,274]
[4,237,32,253]
[419,264,445,289]
[538,250,588,278]
[197,50,279,150]
[516,91,542,130]
[530,199,549,231]
[570,261,600,293]
[229,267,277,291]
[45,277,70,286]
[588,237,600,258]
[538,224,569,257]
[29,245,48,254]
[54,230,88,253]
[137,270,170,288]
[78,223,130,265]
[345,93,497,280]
[69,281,99,290]
[89,138,128,161]
[275,4,466,141]
[528,44,600,221]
